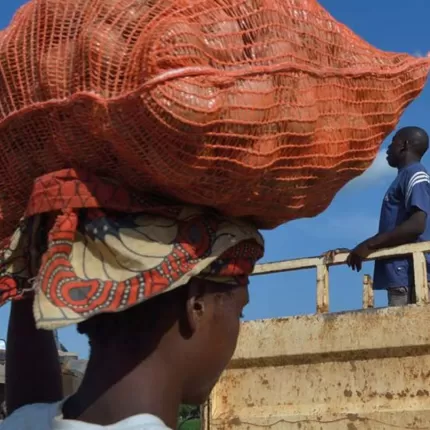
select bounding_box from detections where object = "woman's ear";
[186,279,206,334]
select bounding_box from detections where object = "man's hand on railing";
[322,248,349,264]
[323,242,372,272]
[346,241,372,272]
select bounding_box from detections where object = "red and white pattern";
[0,171,264,329]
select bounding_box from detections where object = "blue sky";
[0,0,429,359]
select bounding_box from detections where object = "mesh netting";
[0,0,429,238]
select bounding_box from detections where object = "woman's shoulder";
[0,404,172,430]
[108,414,172,430]
[0,402,61,429]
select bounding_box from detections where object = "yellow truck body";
[203,242,430,430]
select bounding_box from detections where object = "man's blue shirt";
[373,162,430,290]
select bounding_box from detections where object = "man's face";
[386,134,405,168]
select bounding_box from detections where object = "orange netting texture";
[0,0,429,238]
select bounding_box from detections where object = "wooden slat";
[362,274,374,309]
[253,242,430,276]
[316,264,329,313]
[413,252,429,305]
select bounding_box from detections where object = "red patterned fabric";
[0,171,264,329]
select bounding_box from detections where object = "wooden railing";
[252,242,430,313]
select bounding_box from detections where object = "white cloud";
[414,51,429,58]
[345,149,395,190]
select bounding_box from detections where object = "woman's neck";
[63,352,182,428]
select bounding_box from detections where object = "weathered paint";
[204,242,430,430]
[204,305,430,429]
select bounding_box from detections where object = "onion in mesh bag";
[0,0,429,244]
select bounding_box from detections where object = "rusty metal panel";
[205,305,430,429]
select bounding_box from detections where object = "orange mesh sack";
[0,0,429,237]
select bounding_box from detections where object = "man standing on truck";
[327,126,430,306]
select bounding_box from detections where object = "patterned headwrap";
[0,170,264,329]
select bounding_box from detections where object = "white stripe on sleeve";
[406,171,430,203]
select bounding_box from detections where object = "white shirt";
[0,402,172,429]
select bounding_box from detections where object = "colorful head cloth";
[0,169,264,329]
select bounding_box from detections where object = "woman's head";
[77,277,248,405]
[2,206,264,425]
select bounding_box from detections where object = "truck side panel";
[204,305,430,429]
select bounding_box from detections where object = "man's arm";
[328,211,425,271]
[347,169,430,271]
[365,208,426,250]
[6,299,63,414]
